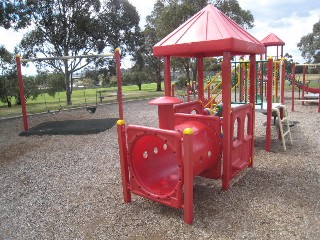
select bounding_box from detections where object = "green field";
[1,75,319,119]
[0,83,164,118]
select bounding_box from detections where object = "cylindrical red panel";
[129,120,221,197]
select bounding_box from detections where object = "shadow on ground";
[19,118,117,136]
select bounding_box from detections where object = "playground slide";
[296,85,320,94]
[287,77,320,94]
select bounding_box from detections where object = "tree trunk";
[192,59,198,82]
[64,59,72,105]
[156,59,162,91]
[7,99,11,108]
[183,60,191,84]
[138,83,142,90]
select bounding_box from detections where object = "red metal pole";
[164,56,171,96]
[265,47,267,60]
[116,120,131,203]
[240,62,244,102]
[197,57,204,103]
[265,57,273,152]
[183,128,194,224]
[280,59,285,104]
[292,63,296,112]
[115,48,124,120]
[318,70,320,113]
[249,54,256,167]
[15,55,28,131]
[302,66,306,105]
[222,52,232,190]
[275,62,279,100]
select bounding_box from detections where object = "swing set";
[16,52,118,131]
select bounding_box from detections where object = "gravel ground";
[0,95,319,240]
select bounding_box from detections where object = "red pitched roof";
[261,33,285,46]
[153,4,265,57]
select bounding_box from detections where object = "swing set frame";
[16,49,123,131]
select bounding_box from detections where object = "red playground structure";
[116,4,265,224]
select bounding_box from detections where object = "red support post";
[302,66,306,105]
[249,54,256,167]
[183,128,194,224]
[292,63,296,112]
[222,52,232,190]
[15,55,28,131]
[265,47,268,60]
[275,62,279,101]
[115,48,124,120]
[265,57,273,152]
[164,56,171,96]
[280,59,285,105]
[197,57,204,102]
[116,120,131,203]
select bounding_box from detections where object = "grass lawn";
[0,83,164,118]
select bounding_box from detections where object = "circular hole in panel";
[154,147,158,154]
[143,151,148,159]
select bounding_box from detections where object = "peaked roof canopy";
[153,4,265,58]
[261,33,285,46]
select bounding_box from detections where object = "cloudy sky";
[1,0,319,74]
[131,0,320,62]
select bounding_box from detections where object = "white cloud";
[128,0,155,27]
[242,0,320,63]
[1,0,319,75]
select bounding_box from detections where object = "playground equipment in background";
[192,57,292,151]
[16,53,115,131]
[260,33,285,60]
[116,4,266,224]
[290,63,320,113]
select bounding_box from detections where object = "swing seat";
[86,106,97,114]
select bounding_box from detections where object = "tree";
[297,20,320,63]
[214,0,254,29]
[123,71,150,90]
[145,0,255,87]
[19,0,140,105]
[0,46,38,107]
[143,25,163,91]
[0,46,16,107]
[35,72,65,96]
[0,0,33,29]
